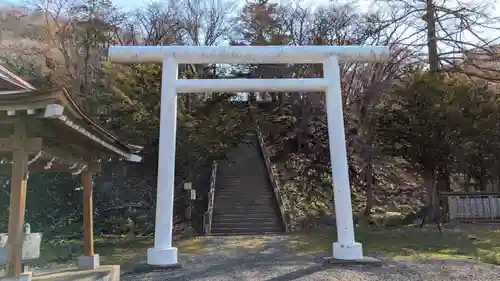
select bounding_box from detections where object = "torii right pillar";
[323,56,379,263]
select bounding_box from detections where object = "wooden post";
[6,120,29,277]
[82,170,95,256]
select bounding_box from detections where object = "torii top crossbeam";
[108,45,389,64]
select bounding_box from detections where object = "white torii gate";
[108,45,389,266]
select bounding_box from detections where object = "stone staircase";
[210,133,284,235]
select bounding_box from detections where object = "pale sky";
[111,0,295,11]
[110,0,499,13]
[4,0,500,44]
[5,0,498,17]
[111,0,364,12]
[107,0,500,46]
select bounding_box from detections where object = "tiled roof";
[0,64,36,92]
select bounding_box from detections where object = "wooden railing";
[249,107,292,232]
[203,161,218,235]
[441,192,500,221]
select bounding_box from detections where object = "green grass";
[37,235,215,267]
[37,225,500,267]
[290,225,500,264]
[38,236,152,266]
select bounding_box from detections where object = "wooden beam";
[29,161,101,173]
[0,161,101,174]
[87,162,101,173]
[41,145,85,165]
[0,137,42,152]
[6,120,29,277]
[82,171,95,256]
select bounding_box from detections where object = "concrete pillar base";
[147,247,178,266]
[0,272,32,281]
[77,254,100,270]
[333,242,363,260]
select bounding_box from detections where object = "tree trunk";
[271,93,278,102]
[249,93,256,103]
[425,0,439,73]
[363,160,375,216]
[423,167,439,221]
[279,93,286,113]
[436,164,451,192]
[436,164,450,217]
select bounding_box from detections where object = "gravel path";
[121,235,500,281]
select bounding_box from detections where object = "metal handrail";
[203,161,217,235]
[249,106,292,232]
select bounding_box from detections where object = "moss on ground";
[38,224,500,268]
[37,235,211,267]
[290,225,500,264]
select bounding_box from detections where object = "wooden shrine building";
[0,65,142,278]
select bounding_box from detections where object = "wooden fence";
[441,192,500,221]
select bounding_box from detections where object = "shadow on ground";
[120,235,459,281]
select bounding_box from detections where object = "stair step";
[215,201,275,206]
[219,160,261,164]
[217,187,272,190]
[216,190,274,194]
[214,203,277,208]
[215,203,276,207]
[215,202,276,207]
[219,159,262,162]
[214,211,277,215]
[215,200,275,204]
[213,208,278,213]
[219,166,265,168]
[216,194,272,196]
[216,193,271,197]
[212,221,280,227]
[215,205,277,208]
[213,212,278,217]
[216,186,270,190]
[218,170,265,172]
[216,192,273,196]
[216,190,273,194]
[212,215,281,224]
[216,195,275,199]
[216,186,270,189]
[218,178,266,181]
[215,200,276,204]
[220,157,261,161]
[215,195,274,200]
[214,217,280,223]
[216,190,275,194]
[209,231,282,236]
[217,183,269,186]
[216,186,271,189]
[210,227,283,234]
[217,185,268,189]
[218,177,267,180]
[217,176,268,180]
[214,206,277,211]
[215,193,274,197]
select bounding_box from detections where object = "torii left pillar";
[146,58,179,266]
